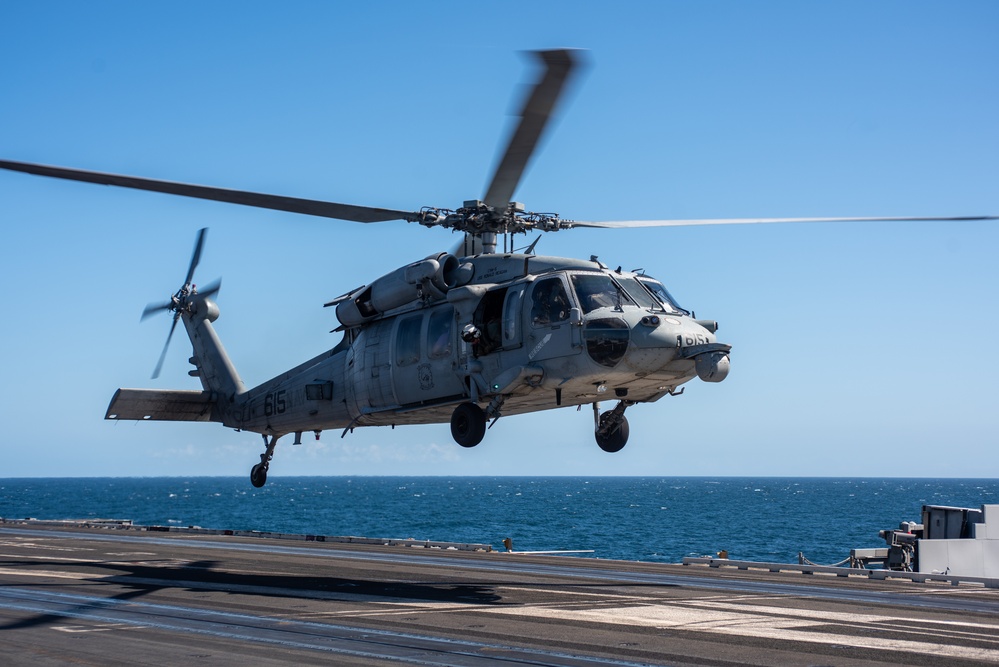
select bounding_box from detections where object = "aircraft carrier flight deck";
[1,521,998,666]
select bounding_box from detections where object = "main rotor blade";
[482,49,581,214]
[0,160,420,223]
[569,215,999,229]
[185,227,207,287]
[152,316,180,379]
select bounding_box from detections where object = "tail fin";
[106,227,245,425]
[182,293,246,404]
[105,294,245,425]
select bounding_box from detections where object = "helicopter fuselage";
[227,253,730,439]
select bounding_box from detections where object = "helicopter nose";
[612,315,684,370]
[625,316,731,381]
[674,319,730,382]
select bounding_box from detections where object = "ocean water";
[1,477,995,565]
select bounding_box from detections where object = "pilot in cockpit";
[532,279,569,326]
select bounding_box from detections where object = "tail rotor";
[151,315,181,380]
[142,228,221,378]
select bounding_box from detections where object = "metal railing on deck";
[681,556,999,588]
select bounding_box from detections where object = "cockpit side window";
[571,273,622,314]
[531,277,570,327]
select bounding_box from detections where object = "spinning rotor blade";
[196,278,221,300]
[483,49,581,213]
[152,316,180,379]
[569,215,999,229]
[185,227,207,286]
[0,160,419,223]
[143,229,221,378]
[141,300,173,321]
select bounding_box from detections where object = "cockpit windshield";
[613,276,661,311]
[571,273,624,314]
[637,277,684,314]
[571,272,687,315]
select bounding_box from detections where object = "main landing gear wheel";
[250,463,268,488]
[451,402,486,448]
[595,412,629,453]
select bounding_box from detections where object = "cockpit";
[636,275,686,314]
[570,273,621,313]
[569,272,682,315]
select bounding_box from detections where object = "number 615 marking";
[264,390,286,417]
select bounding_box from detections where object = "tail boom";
[183,297,246,402]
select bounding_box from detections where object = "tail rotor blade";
[152,315,180,379]
[184,227,207,286]
[141,300,173,321]
[144,228,218,377]
[197,278,221,300]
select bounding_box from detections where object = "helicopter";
[1,49,995,488]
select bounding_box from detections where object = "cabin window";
[396,314,422,366]
[427,307,453,359]
[530,277,570,327]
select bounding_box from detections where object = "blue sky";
[1,2,996,478]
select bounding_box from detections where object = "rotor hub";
[417,203,570,240]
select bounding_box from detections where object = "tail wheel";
[595,412,629,453]
[451,402,487,448]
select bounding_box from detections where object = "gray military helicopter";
[1,50,994,487]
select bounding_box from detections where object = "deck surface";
[1,523,998,666]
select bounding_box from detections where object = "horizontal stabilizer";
[105,388,218,422]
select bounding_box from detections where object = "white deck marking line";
[483,603,999,662]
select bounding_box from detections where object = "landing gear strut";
[594,401,630,453]
[251,434,280,487]
[451,402,486,448]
